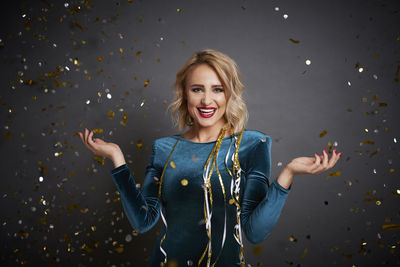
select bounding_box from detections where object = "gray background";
[1,0,399,266]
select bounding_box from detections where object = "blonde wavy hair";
[168,49,248,134]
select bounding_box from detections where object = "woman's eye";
[192,88,202,92]
[214,88,224,93]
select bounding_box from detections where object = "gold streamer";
[198,125,228,267]
[157,136,181,266]
[157,126,247,266]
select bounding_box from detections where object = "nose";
[201,91,212,106]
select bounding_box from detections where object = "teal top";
[110,130,291,266]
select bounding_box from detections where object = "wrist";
[277,165,294,190]
[282,165,295,177]
[111,150,126,168]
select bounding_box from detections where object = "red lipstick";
[197,107,216,118]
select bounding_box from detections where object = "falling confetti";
[136,140,143,149]
[253,245,262,256]
[180,179,188,186]
[319,130,327,138]
[328,171,341,177]
[170,161,176,168]
[381,224,400,230]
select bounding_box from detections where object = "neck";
[184,121,231,143]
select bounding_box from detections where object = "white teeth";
[199,108,215,114]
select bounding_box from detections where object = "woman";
[78,49,342,267]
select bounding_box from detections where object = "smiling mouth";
[197,107,216,118]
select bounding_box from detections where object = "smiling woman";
[78,49,342,267]
[169,49,248,137]
[183,64,228,142]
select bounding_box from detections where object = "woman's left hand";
[285,148,342,176]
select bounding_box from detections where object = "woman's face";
[185,64,227,130]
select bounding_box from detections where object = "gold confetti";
[170,161,176,168]
[136,140,143,149]
[119,48,123,53]
[18,230,29,238]
[122,113,127,126]
[381,224,400,230]
[253,245,262,256]
[289,38,300,44]
[136,51,141,56]
[301,248,309,258]
[378,102,387,107]
[68,204,79,210]
[39,217,47,225]
[319,130,327,138]
[92,128,103,133]
[4,131,11,141]
[288,235,297,242]
[229,198,235,205]
[389,168,395,173]
[394,65,399,82]
[167,260,178,267]
[93,156,105,165]
[376,200,381,206]
[176,8,182,12]
[80,207,89,213]
[362,97,367,102]
[328,171,341,177]
[361,140,374,145]
[37,161,48,175]
[144,79,150,87]
[114,246,124,254]
[74,21,84,31]
[81,243,93,253]
[97,57,103,62]
[180,179,188,186]
[108,110,115,117]
[362,197,378,202]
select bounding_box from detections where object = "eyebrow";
[189,84,223,87]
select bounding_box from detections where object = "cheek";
[217,96,227,108]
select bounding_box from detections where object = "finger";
[334,151,343,165]
[314,152,320,164]
[84,128,89,144]
[309,153,322,173]
[327,148,338,168]
[322,148,329,168]
[87,130,96,147]
[84,129,95,151]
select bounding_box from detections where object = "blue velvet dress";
[110,130,291,266]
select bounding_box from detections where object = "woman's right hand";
[77,128,123,160]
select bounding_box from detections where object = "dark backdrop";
[1,0,399,266]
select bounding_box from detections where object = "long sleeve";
[110,142,162,233]
[240,135,291,244]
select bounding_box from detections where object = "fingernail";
[339,152,343,157]
[324,148,327,153]
[315,152,319,156]
[334,148,337,154]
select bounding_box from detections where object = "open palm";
[77,128,121,159]
[286,149,342,176]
